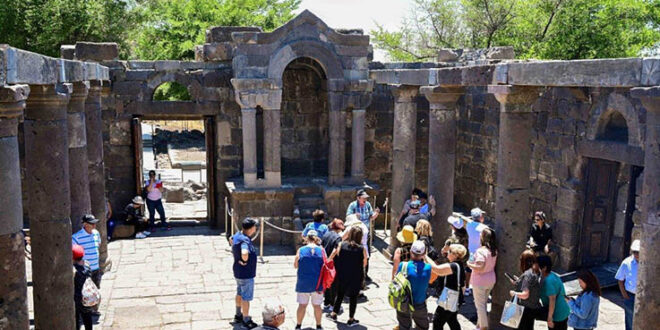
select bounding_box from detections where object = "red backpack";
[316,249,336,291]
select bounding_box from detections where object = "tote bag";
[500,295,525,328]
[437,263,460,312]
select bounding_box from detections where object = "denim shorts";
[236,278,254,301]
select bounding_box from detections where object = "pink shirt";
[470,246,497,287]
[146,179,163,201]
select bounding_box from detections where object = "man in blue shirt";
[615,239,640,330]
[231,218,259,329]
[394,240,455,330]
[302,209,329,239]
[345,189,380,227]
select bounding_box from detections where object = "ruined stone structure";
[1,10,659,329]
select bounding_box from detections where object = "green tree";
[131,0,300,60]
[0,0,136,58]
[372,0,660,61]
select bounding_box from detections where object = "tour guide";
[232,218,259,329]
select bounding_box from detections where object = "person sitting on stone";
[401,200,428,229]
[122,196,150,239]
[527,211,558,266]
[397,188,423,227]
[302,209,329,239]
[392,225,417,279]
[253,300,286,330]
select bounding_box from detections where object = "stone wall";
[281,66,329,177]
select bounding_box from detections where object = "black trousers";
[76,306,93,330]
[549,318,568,330]
[324,282,337,306]
[396,303,429,330]
[432,306,460,330]
[517,307,538,330]
[333,285,358,318]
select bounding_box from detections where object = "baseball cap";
[631,239,640,252]
[82,214,99,224]
[356,189,369,198]
[72,244,85,259]
[410,200,421,209]
[132,196,144,204]
[242,217,257,229]
[447,215,464,229]
[306,230,318,237]
[411,240,426,255]
[471,207,485,219]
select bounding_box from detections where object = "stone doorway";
[132,117,216,222]
[580,158,619,266]
[280,57,329,178]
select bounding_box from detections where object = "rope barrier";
[261,218,303,234]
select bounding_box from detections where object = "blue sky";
[297,0,413,61]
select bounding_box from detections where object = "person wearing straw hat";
[391,225,417,279]
[615,239,640,330]
[121,196,151,239]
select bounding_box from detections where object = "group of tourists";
[388,188,641,330]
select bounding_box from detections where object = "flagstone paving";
[27,226,627,329]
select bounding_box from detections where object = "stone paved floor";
[27,226,627,329]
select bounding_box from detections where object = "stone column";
[263,107,281,187]
[24,83,75,329]
[241,107,258,187]
[351,108,366,182]
[389,85,419,249]
[488,85,541,324]
[0,84,30,330]
[421,86,463,248]
[630,87,660,329]
[68,82,91,232]
[328,91,346,185]
[86,80,108,266]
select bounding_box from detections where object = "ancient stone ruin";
[1,10,659,329]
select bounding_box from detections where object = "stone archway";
[587,92,642,147]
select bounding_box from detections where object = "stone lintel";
[488,85,542,110]
[506,58,643,87]
[370,69,434,86]
[1,45,110,85]
[390,84,419,103]
[420,86,464,109]
[577,140,644,167]
[0,85,30,119]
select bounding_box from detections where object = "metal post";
[384,196,389,238]
[224,197,228,236]
[259,217,265,263]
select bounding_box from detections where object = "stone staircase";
[293,184,327,227]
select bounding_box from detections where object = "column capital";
[631,86,660,114]
[488,85,542,109]
[420,86,464,110]
[25,83,72,121]
[390,84,419,103]
[0,85,30,118]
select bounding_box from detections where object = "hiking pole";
[224,197,228,237]
[383,196,389,238]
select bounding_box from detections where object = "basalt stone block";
[60,45,75,60]
[206,26,262,43]
[75,42,119,61]
[437,49,460,62]
[486,46,515,60]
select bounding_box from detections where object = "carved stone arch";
[586,92,642,147]
[146,72,202,101]
[267,40,344,87]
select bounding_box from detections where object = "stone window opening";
[596,110,629,144]
[153,81,192,101]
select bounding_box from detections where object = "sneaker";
[326,312,337,321]
[242,319,258,329]
[233,314,243,324]
[464,288,472,296]
[347,319,360,327]
[135,232,146,239]
[322,304,333,313]
[316,326,323,330]
[295,325,302,330]
[142,230,151,236]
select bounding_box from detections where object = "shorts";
[235,278,254,301]
[296,292,323,305]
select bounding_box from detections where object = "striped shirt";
[72,229,101,271]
